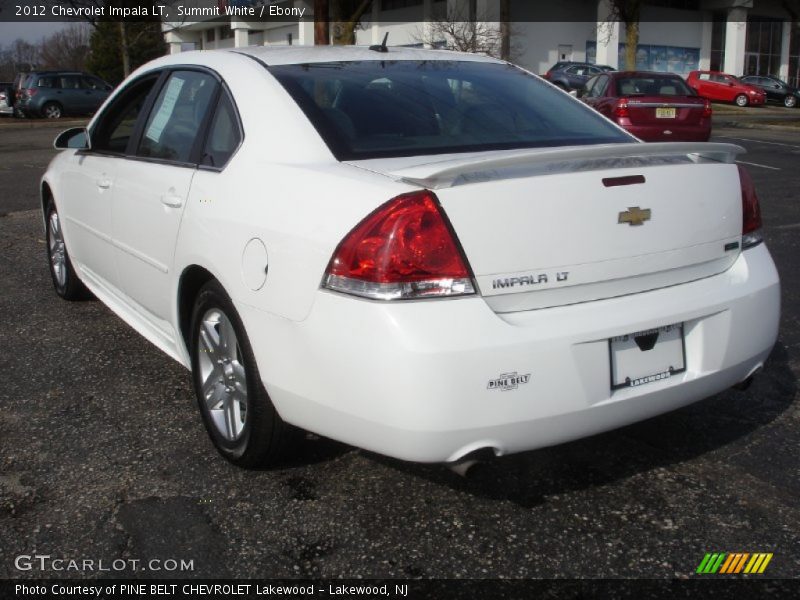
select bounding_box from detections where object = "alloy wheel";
[48,210,67,289]
[196,308,248,441]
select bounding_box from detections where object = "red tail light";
[614,99,629,118]
[702,99,712,118]
[26,88,37,97]
[543,70,552,80]
[323,190,475,300]
[737,165,763,248]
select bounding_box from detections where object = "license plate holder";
[610,324,685,390]
[656,107,677,119]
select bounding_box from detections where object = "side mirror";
[54,127,90,150]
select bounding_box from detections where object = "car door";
[763,78,784,102]
[57,75,87,113]
[57,74,161,289]
[693,73,714,100]
[112,69,219,323]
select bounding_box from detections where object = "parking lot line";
[735,160,781,171]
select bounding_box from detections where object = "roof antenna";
[369,32,389,53]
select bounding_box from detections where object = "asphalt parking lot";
[0,117,798,583]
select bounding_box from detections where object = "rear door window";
[201,91,242,168]
[59,75,83,89]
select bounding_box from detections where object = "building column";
[596,0,619,69]
[699,15,713,70]
[371,0,381,45]
[169,41,182,55]
[297,1,314,45]
[233,27,249,48]
[779,20,791,81]
[422,0,433,48]
[723,6,747,75]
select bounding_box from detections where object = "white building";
[163,0,800,86]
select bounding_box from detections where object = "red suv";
[687,70,766,107]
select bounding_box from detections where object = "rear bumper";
[239,244,780,463]
[623,122,711,142]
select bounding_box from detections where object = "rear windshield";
[616,76,695,97]
[269,60,632,160]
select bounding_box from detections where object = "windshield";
[269,60,633,160]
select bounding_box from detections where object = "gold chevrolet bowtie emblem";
[618,206,652,226]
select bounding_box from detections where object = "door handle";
[161,194,183,208]
[96,178,111,189]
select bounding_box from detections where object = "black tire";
[734,94,748,107]
[42,101,62,118]
[190,279,290,468]
[784,95,797,108]
[45,200,89,300]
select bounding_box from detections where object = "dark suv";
[17,71,112,118]
[543,62,615,91]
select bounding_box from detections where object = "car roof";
[229,45,504,66]
[30,71,88,76]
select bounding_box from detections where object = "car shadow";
[367,342,796,508]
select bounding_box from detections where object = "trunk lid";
[349,142,745,312]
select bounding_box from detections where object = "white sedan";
[42,46,780,468]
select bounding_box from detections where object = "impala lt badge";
[618,206,652,226]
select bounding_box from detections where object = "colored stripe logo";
[696,552,773,574]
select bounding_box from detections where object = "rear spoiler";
[392,142,746,189]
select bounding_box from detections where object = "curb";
[0,118,88,130]
[714,120,800,132]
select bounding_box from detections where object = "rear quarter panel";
[171,55,414,329]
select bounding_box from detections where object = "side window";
[92,75,160,154]
[201,91,242,168]
[37,76,58,88]
[698,73,710,81]
[82,77,105,90]
[595,75,609,96]
[583,76,597,96]
[137,70,217,164]
[59,76,82,90]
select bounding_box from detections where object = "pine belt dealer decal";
[696,552,773,574]
[487,372,530,391]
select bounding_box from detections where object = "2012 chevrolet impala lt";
[42,46,780,467]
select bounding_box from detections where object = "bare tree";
[315,0,330,44]
[50,0,163,78]
[11,39,39,72]
[604,0,642,71]
[330,0,374,45]
[39,24,92,71]
[413,1,519,60]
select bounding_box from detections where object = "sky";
[0,21,69,45]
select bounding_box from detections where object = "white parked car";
[42,46,780,468]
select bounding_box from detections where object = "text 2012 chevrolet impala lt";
[42,47,780,467]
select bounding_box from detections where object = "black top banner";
[0,0,775,24]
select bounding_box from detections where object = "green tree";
[87,20,165,85]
